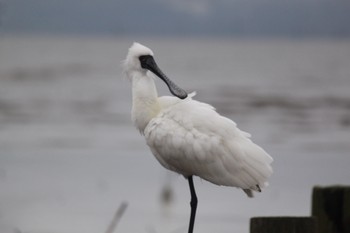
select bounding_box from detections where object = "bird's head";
[124,42,188,99]
[124,42,154,73]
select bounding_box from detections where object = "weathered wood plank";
[312,186,350,233]
[250,217,318,233]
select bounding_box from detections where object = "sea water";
[0,36,350,233]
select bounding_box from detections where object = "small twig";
[104,201,128,233]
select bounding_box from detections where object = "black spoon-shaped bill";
[139,55,188,99]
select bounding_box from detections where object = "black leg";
[187,176,198,233]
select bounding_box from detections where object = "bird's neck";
[131,72,160,133]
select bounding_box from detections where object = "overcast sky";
[1,0,350,37]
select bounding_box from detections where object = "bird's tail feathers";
[237,140,273,197]
[243,189,254,198]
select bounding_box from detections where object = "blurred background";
[0,1,350,233]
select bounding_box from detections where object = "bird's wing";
[144,96,273,191]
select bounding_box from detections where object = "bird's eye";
[139,55,150,63]
[139,55,153,69]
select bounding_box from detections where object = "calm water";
[1,36,350,233]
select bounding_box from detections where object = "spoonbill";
[124,42,273,233]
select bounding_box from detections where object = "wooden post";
[312,186,350,233]
[250,217,318,233]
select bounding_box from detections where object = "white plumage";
[124,42,273,197]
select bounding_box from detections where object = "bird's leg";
[187,176,198,233]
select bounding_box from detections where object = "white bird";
[124,42,273,233]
